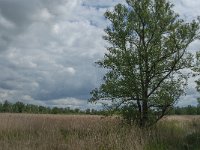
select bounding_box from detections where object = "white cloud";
[40,8,52,20]
[50,98,84,106]
[52,24,60,34]
[47,97,102,109]
[66,67,76,75]
[171,0,200,20]
[31,7,53,22]
[0,0,199,108]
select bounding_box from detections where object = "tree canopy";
[90,0,200,127]
[193,52,200,105]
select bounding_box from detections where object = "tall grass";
[145,116,200,150]
[0,114,199,150]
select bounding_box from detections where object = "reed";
[0,114,199,150]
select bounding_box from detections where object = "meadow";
[0,113,199,150]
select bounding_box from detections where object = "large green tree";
[90,0,200,127]
[194,52,200,105]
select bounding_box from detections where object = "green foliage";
[192,47,200,114]
[90,0,200,127]
[121,104,137,125]
[169,105,200,115]
[13,102,25,113]
[2,100,13,112]
[0,100,108,115]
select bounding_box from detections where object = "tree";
[86,108,91,114]
[193,53,200,109]
[186,105,197,115]
[13,101,25,113]
[0,102,3,112]
[2,100,12,112]
[90,0,199,127]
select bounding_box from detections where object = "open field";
[0,114,199,150]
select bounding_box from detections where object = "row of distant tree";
[0,100,106,115]
[169,105,200,115]
[0,100,200,116]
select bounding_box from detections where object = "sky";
[0,0,200,109]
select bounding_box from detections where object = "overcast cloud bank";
[0,0,200,108]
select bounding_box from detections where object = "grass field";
[0,113,199,150]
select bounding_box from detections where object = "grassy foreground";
[0,114,199,150]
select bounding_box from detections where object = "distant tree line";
[0,100,107,115]
[1,100,200,116]
[169,105,200,115]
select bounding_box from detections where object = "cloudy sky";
[0,0,200,109]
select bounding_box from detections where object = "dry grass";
[0,113,144,150]
[0,114,199,150]
[164,115,200,122]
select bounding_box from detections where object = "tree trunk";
[140,99,148,127]
[137,100,142,126]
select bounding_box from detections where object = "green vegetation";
[145,119,200,150]
[90,0,200,127]
[0,100,107,115]
[1,100,200,116]
[193,52,200,94]
[170,105,200,115]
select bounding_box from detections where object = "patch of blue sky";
[82,0,124,10]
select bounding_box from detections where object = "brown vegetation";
[0,114,199,150]
[0,114,143,150]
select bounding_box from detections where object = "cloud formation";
[0,0,200,108]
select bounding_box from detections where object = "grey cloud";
[178,94,199,107]
[172,0,200,21]
[0,0,199,108]
[0,0,109,107]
